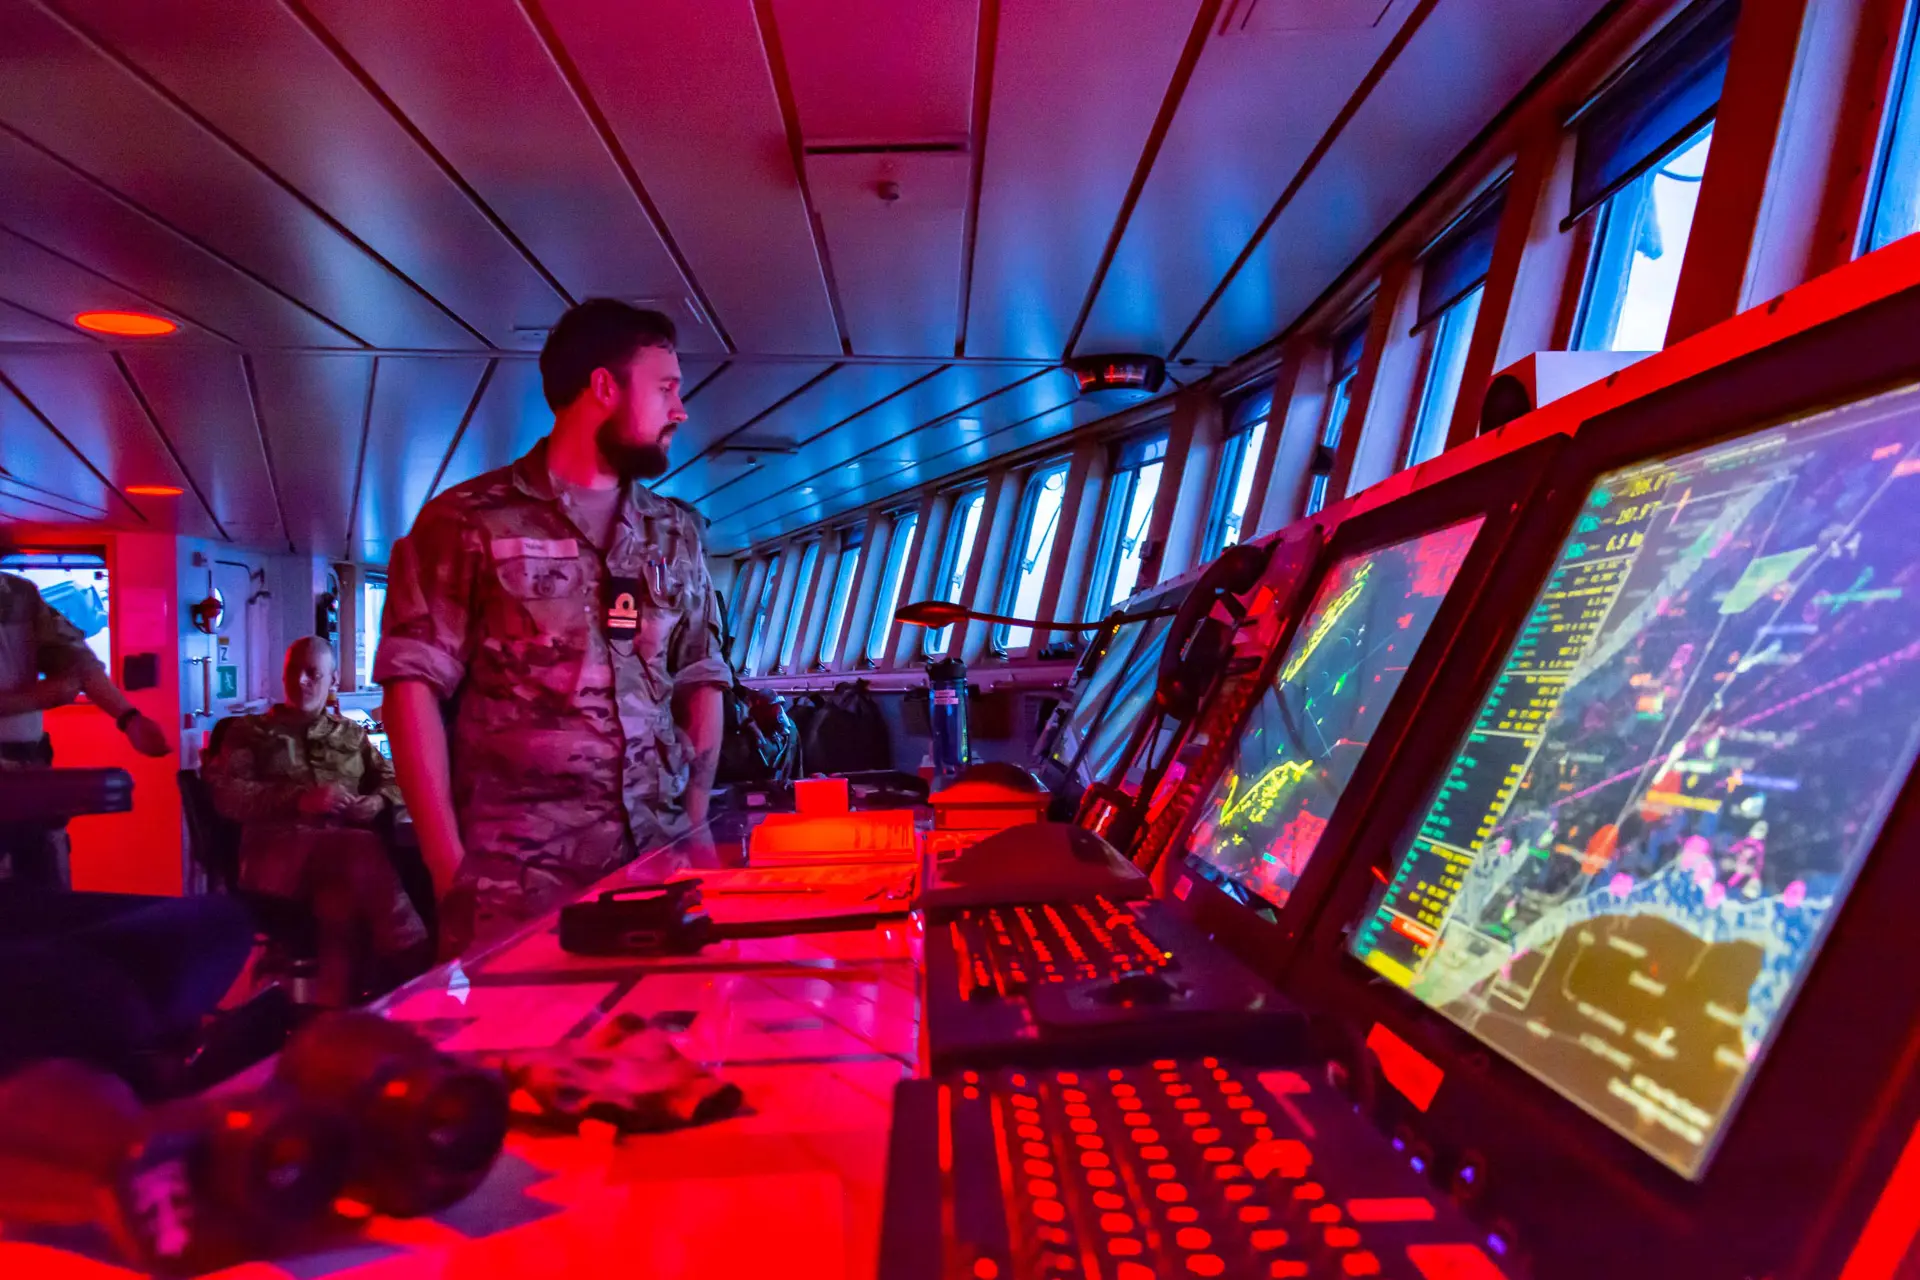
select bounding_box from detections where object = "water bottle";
[927,657,971,777]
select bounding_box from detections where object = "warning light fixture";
[126,485,185,496]
[74,310,178,337]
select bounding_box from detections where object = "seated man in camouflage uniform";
[204,636,427,1006]
[377,300,731,957]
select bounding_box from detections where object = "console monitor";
[1351,383,1920,1177]
[1187,518,1485,909]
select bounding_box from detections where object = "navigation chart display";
[1053,610,1175,785]
[1188,519,1484,908]
[1352,385,1920,1177]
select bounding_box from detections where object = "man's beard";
[597,419,670,481]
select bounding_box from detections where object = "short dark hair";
[539,299,677,411]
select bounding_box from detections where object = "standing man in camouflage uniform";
[375,301,730,955]
[0,571,169,887]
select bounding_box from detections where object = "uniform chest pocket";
[495,554,588,601]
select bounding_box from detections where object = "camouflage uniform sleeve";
[670,512,732,691]
[373,500,482,700]
[203,718,307,823]
[30,588,106,680]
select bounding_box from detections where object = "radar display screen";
[1051,608,1176,785]
[1351,386,1920,1177]
[1188,519,1485,908]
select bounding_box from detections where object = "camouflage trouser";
[239,825,427,956]
[439,830,695,961]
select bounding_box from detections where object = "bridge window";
[1307,318,1368,516]
[815,524,865,669]
[1569,0,1735,352]
[1202,389,1271,561]
[743,552,782,673]
[1088,429,1169,616]
[1406,186,1504,467]
[995,461,1071,653]
[1,549,111,671]
[775,541,821,674]
[864,512,918,666]
[1866,1,1920,251]
[926,487,986,657]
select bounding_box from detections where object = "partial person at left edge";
[376,300,732,959]
[0,571,168,888]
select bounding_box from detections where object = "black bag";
[713,591,795,785]
[798,681,893,777]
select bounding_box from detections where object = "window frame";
[992,459,1072,654]
[1085,427,1171,619]
[1404,284,1485,469]
[1305,318,1369,517]
[813,524,866,670]
[358,570,388,692]
[862,511,919,668]
[925,485,988,659]
[743,552,783,674]
[1572,117,1715,353]
[1862,0,1920,254]
[0,547,114,684]
[1200,388,1272,561]
[774,540,822,674]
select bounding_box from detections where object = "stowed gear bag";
[713,590,795,784]
[796,680,892,777]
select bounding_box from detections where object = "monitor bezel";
[1159,436,1566,983]
[1033,578,1193,806]
[1287,280,1920,1277]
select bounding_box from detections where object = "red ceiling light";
[126,484,184,496]
[74,310,178,337]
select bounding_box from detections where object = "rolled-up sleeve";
[669,518,732,692]
[373,503,480,701]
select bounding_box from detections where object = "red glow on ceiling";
[74,310,178,336]
[126,484,184,497]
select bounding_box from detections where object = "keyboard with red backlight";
[879,1058,1508,1280]
[924,898,1305,1072]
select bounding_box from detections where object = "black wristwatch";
[116,707,141,731]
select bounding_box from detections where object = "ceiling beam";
[30,0,495,349]
[0,365,147,523]
[1062,0,1225,360]
[425,359,501,502]
[515,0,736,354]
[953,0,1001,358]
[1167,0,1442,360]
[343,356,380,561]
[112,352,228,540]
[239,354,296,553]
[276,0,577,311]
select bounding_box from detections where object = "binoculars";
[0,1011,509,1275]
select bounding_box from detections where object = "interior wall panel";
[0,227,218,344]
[665,363,946,506]
[963,0,1198,360]
[299,0,705,337]
[0,0,472,349]
[0,129,351,347]
[246,353,373,555]
[1075,16,1397,355]
[432,358,549,502]
[536,0,842,354]
[0,351,213,535]
[1178,0,1612,361]
[0,373,116,518]
[119,350,283,546]
[355,356,492,564]
[52,0,561,349]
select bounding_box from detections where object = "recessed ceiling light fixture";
[126,484,184,496]
[75,310,178,337]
